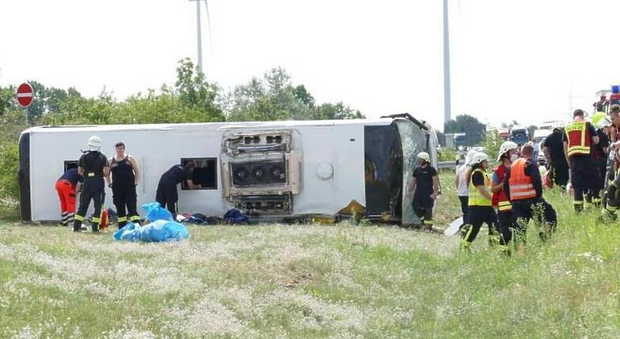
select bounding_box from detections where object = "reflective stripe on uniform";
[498,201,512,211]
[508,158,537,200]
[117,216,127,223]
[75,214,85,221]
[565,121,591,157]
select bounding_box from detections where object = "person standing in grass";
[73,136,110,233]
[109,142,141,229]
[455,150,477,225]
[460,152,500,252]
[407,152,438,230]
[504,143,557,254]
[491,141,519,254]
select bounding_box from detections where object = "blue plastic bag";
[113,220,189,242]
[142,202,173,222]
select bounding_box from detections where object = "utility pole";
[443,0,452,126]
[189,0,204,73]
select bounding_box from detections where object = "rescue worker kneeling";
[73,136,111,233]
[491,141,519,254]
[460,152,501,252]
[504,144,557,254]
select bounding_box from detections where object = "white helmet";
[417,152,431,163]
[464,150,477,166]
[471,152,489,165]
[497,141,518,162]
[87,136,102,151]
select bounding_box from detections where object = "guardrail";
[437,161,458,170]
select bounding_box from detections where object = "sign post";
[16,82,34,125]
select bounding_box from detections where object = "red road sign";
[16,83,34,107]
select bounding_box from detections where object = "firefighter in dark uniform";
[406,152,439,229]
[542,125,569,188]
[491,141,518,254]
[109,142,141,229]
[460,152,500,252]
[55,168,83,226]
[156,161,199,220]
[504,143,557,254]
[73,136,110,233]
[563,109,600,212]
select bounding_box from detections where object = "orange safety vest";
[508,158,537,201]
[492,164,511,211]
[564,119,591,157]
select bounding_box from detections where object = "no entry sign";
[16,83,34,108]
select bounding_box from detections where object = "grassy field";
[1,170,620,338]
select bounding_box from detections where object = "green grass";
[0,171,619,338]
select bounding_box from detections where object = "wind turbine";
[443,0,452,125]
[189,0,213,75]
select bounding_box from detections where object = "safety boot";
[598,208,618,224]
[459,240,472,253]
[573,201,584,213]
[488,228,500,248]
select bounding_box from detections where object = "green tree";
[174,58,224,122]
[444,114,486,146]
[314,102,365,120]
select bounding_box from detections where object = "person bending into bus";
[156,161,199,220]
[55,167,82,226]
[109,141,141,229]
[73,136,110,233]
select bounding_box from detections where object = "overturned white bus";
[18,114,438,225]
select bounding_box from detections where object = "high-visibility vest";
[492,164,511,211]
[508,158,537,200]
[469,168,492,206]
[564,120,592,157]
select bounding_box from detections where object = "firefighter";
[54,167,82,226]
[460,152,500,252]
[542,125,569,188]
[504,144,557,254]
[156,161,199,220]
[109,141,141,229]
[592,116,612,206]
[600,149,620,222]
[407,152,439,229]
[491,141,518,254]
[563,109,600,212]
[73,136,111,233]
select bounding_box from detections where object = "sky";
[2,0,620,131]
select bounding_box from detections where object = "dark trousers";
[551,163,569,188]
[113,184,140,229]
[458,196,469,224]
[497,210,514,246]
[156,180,178,220]
[74,186,104,232]
[570,156,600,210]
[511,198,557,242]
[413,198,434,226]
[461,206,499,245]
